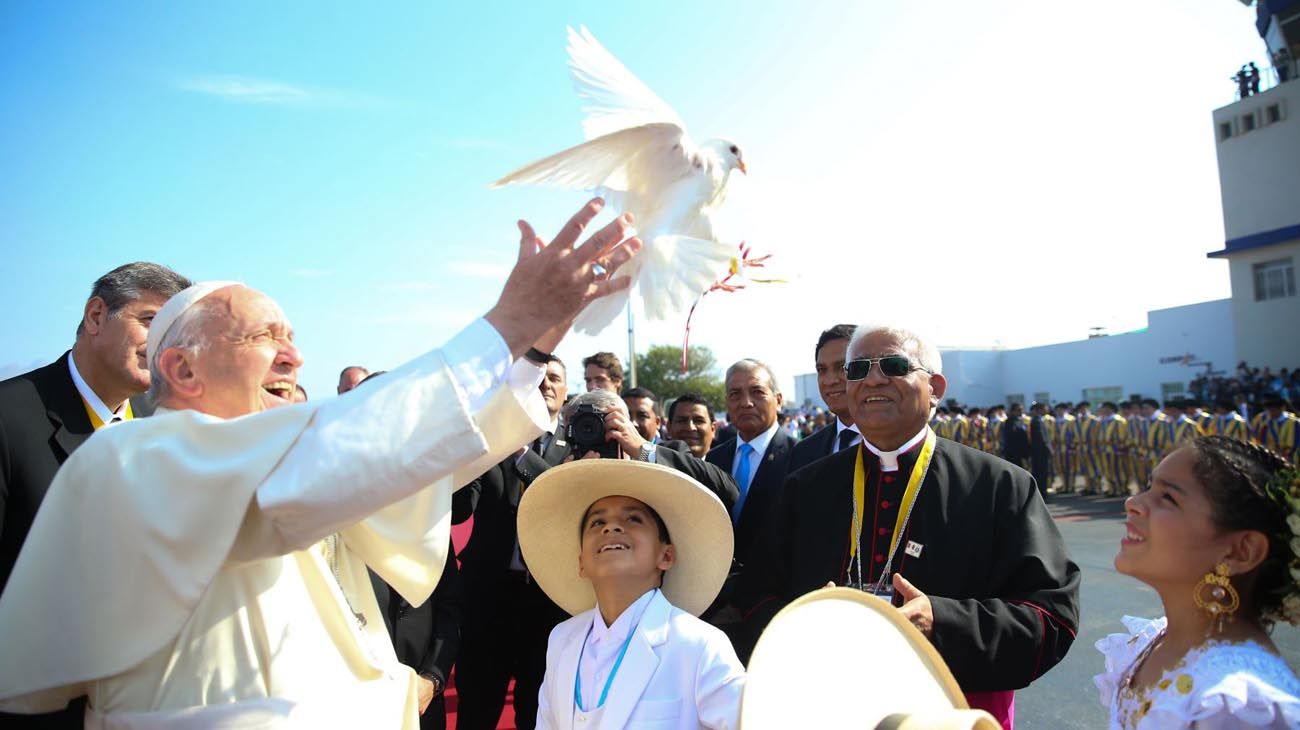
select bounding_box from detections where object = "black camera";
[566,404,621,459]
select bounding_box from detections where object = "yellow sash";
[849,430,937,562]
[82,396,134,430]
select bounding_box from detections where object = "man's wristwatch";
[419,672,442,696]
[637,442,654,462]
[524,347,552,365]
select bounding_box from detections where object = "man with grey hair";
[0,261,190,728]
[0,200,640,728]
[706,358,794,568]
[738,323,1080,725]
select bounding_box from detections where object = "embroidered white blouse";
[1094,616,1300,729]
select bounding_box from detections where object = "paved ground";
[1015,492,1300,728]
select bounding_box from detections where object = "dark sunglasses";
[843,355,931,380]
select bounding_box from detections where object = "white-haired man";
[0,200,641,729]
[737,324,1080,728]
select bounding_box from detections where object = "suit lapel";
[44,353,94,462]
[597,592,669,730]
[544,436,570,466]
[707,438,736,473]
[552,614,588,730]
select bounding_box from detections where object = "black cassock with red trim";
[736,434,1081,693]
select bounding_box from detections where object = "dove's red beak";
[737,160,748,175]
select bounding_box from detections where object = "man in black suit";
[370,543,462,730]
[737,325,1079,722]
[706,359,794,566]
[452,353,569,730]
[0,261,190,728]
[789,324,861,473]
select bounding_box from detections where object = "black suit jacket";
[787,422,845,474]
[370,542,462,685]
[736,437,1080,691]
[452,435,570,622]
[0,353,96,593]
[705,428,795,567]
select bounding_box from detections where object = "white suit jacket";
[536,590,744,730]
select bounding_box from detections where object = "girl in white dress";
[1095,436,1300,728]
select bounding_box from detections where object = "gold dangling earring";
[1193,562,1240,634]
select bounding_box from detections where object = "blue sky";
[0,1,1271,398]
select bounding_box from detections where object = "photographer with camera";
[545,391,739,509]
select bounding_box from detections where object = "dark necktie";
[532,435,546,455]
[837,429,859,453]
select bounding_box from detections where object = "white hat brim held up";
[741,587,1000,730]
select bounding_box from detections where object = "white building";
[1208,1,1300,368]
[941,299,1237,407]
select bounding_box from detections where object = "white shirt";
[861,426,929,473]
[67,351,128,424]
[731,421,779,481]
[832,419,861,453]
[577,589,658,712]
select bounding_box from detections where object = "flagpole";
[626,300,637,387]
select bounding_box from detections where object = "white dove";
[492,25,747,335]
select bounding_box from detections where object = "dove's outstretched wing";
[567,25,687,141]
[489,122,688,197]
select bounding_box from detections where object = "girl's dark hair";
[1189,436,1293,622]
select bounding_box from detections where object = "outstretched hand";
[485,198,642,358]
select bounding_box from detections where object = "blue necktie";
[731,442,755,523]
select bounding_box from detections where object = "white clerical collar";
[862,426,929,473]
[591,588,657,641]
[67,352,125,424]
[739,420,780,458]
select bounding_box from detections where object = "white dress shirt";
[577,588,658,712]
[67,351,129,424]
[832,419,861,453]
[731,421,780,484]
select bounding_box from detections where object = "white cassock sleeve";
[234,317,548,603]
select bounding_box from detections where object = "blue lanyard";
[574,590,655,712]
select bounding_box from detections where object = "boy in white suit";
[517,459,744,730]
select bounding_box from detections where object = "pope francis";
[0,200,640,729]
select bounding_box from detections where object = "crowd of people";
[0,202,1298,729]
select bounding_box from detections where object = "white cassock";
[0,318,550,729]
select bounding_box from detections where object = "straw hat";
[516,459,733,617]
[741,587,1000,730]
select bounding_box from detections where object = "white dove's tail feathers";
[639,235,736,320]
[566,25,686,141]
[574,234,735,335]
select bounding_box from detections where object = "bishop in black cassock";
[736,325,1080,728]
